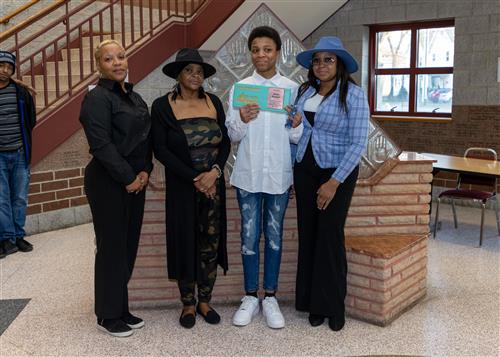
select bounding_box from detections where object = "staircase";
[0,0,243,165]
[23,32,143,111]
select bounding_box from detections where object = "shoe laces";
[263,297,281,315]
[239,296,258,311]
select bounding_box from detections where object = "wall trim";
[26,204,92,235]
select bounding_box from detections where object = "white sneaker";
[262,296,285,329]
[233,295,260,326]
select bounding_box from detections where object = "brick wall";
[28,167,87,215]
[345,235,427,326]
[129,155,433,307]
[375,105,500,169]
[346,161,432,236]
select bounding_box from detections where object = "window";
[369,20,454,119]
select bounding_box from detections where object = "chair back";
[457,147,498,193]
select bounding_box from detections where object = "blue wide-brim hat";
[296,36,358,73]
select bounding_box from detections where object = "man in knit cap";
[0,50,37,259]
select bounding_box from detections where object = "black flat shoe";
[196,304,221,324]
[179,309,196,329]
[308,314,325,327]
[328,316,345,331]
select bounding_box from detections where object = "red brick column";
[345,235,427,326]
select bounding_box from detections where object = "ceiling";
[200,0,347,51]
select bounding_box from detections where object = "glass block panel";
[368,120,376,137]
[203,59,239,112]
[360,119,401,175]
[277,35,303,77]
[207,4,307,175]
[207,4,401,180]
[215,33,253,80]
[359,156,376,179]
[289,70,308,89]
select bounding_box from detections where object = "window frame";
[369,20,455,120]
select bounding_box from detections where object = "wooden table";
[421,152,500,178]
[422,153,500,241]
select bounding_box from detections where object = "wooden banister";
[0,0,40,25]
[0,0,69,42]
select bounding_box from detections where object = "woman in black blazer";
[151,48,230,329]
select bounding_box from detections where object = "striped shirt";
[295,82,369,183]
[0,83,22,151]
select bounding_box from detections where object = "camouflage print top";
[178,117,222,171]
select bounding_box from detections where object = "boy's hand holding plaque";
[239,103,260,123]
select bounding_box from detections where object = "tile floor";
[0,203,499,356]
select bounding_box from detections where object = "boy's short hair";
[247,26,282,51]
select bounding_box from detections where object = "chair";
[433,147,500,247]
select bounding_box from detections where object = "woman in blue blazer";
[292,37,369,331]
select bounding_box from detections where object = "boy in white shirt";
[226,26,302,329]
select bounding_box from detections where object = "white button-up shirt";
[226,71,303,194]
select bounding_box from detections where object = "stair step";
[45,60,93,76]
[60,48,93,62]
[23,74,85,91]
[34,90,59,107]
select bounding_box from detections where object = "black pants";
[84,159,145,319]
[294,153,358,319]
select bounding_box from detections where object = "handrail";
[1,0,207,119]
[13,1,93,54]
[0,0,68,42]
[0,0,41,25]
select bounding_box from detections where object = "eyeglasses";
[311,57,336,66]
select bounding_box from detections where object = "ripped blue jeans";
[236,188,289,293]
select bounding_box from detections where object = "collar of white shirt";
[251,70,282,86]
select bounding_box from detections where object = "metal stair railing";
[0,0,206,119]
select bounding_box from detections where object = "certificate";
[232,83,292,113]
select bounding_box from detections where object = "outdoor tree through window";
[369,20,454,119]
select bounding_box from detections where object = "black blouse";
[79,78,152,185]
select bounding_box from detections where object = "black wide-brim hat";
[162,48,216,79]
